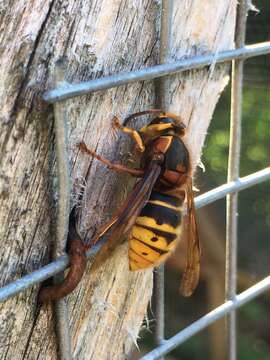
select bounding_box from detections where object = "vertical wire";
[155,0,173,108]
[225,2,248,360]
[154,266,165,346]
[154,0,173,352]
[52,59,72,360]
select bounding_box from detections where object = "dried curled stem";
[38,212,87,303]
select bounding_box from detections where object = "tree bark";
[0,0,236,359]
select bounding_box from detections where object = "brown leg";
[112,116,145,152]
[78,141,144,177]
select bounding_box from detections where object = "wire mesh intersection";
[0,167,269,304]
[42,41,270,103]
[140,275,270,360]
[2,1,270,359]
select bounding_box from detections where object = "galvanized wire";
[51,59,72,360]
[155,0,173,108]
[1,12,270,357]
[154,0,173,351]
[195,167,270,209]
[0,167,269,304]
[226,2,248,359]
[140,275,270,360]
[0,239,104,303]
[42,42,270,103]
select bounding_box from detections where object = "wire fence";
[1,1,270,359]
[1,167,269,303]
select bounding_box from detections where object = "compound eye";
[149,117,163,125]
[175,122,186,135]
[176,122,186,130]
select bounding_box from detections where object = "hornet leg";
[112,116,145,152]
[78,141,144,177]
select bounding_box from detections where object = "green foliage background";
[200,2,270,358]
[203,0,270,267]
[137,1,270,359]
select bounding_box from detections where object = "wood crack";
[0,1,237,358]
[12,0,56,114]
[0,0,57,164]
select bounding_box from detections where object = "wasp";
[39,109,200,302]
[80,109,200,296]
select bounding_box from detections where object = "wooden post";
[0,1,236,358]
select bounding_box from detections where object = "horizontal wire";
[195,166,270,209]
[43,41,270,103]
[0,167,269,303]
[140,274,270,360]
[0,238,106,303]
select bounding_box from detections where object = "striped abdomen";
[129,191,184,270]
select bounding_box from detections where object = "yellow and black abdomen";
[129,191,183,270]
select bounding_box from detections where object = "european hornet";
[39,109,200,302]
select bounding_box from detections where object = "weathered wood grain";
[0,0,236,359]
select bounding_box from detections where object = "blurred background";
[133,1,270,359]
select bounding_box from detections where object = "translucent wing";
[179,178,201,296]
[89,161,161,270]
